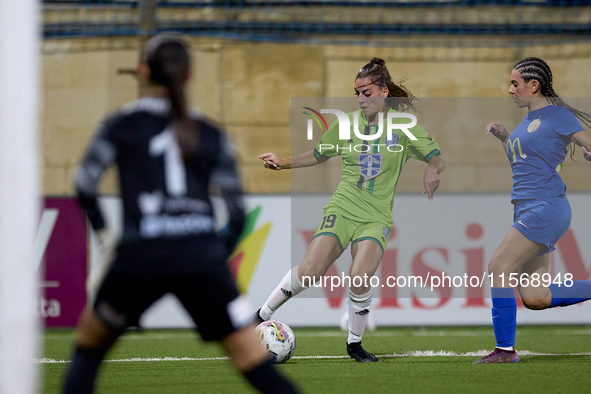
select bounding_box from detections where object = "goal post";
[0,0,41,392]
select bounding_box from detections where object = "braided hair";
[356,58,418,113]
[514,57,590,159]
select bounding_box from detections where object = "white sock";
[260,266,308,320]
[496,346,514,351]
[347,289,373,344]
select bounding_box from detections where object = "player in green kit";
[254,58,445,362]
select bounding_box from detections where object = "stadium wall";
[41,36,591,196]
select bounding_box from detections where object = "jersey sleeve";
[405,122,441,163]
[313,119,341,160]
[74,115,119,231]
[554,107,585,137]
[211,131,245,249]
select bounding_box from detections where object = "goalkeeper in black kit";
[63,33,299,394]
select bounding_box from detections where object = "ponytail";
[146,34,198,161]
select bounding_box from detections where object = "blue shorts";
[512,195,571,255]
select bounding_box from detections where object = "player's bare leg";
[518,254,552,309]
[74,308,121,350]
[256,235,342,322]
[346,240,383,362]
[530,257,591,314]
[298,235,343,284]
[220,324,269,371]
[518,251,591,308]
[488,228,542,289]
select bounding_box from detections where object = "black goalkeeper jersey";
[75,97,245,245]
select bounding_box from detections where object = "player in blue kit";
[475,57,591,364]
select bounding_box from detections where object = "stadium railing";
[43,0,591,45]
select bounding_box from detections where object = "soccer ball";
[255,320,296,363]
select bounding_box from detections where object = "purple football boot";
[473,348,520,364]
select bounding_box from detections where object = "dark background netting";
[43,1,591,46]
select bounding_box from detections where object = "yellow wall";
[41,36,591,196]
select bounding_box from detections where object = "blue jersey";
[507,105,583,201]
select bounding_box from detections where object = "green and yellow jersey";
[313,108,440,228]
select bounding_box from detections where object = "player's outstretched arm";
[258,150,327,170]
[423,155,445,200]
[571,130,591,161]
[485,122,510,156]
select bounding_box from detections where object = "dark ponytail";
[146,34,198,161]
[514,57,591,160]
[356,57,418,113]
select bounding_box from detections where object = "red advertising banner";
[40,198,87,328]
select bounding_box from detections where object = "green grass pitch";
[42,326,591,393]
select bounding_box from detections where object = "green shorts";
[311,210,391,255]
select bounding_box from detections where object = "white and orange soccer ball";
[255,320,296,364]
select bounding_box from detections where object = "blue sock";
[491,287,516,349]
[550,281,591,307]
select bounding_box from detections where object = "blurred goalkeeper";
[63,33,299,394]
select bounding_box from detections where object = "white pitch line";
[549,329,591,336]
[410,331,488,337]
[36,350,591,364]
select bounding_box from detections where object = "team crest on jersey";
[358,153,382,180]
[386,133,399,148]
[527,118,541,133]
